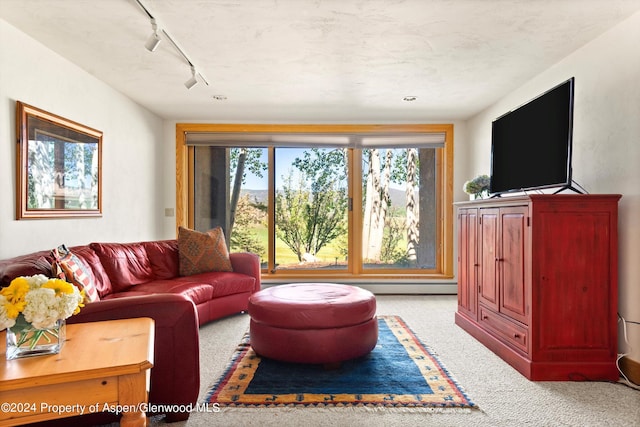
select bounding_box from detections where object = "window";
[176,124,454,280]
[274,147,349,271]
[361,147,437,270]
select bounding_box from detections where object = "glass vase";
[473,190,489,200]
[5,319,66,360]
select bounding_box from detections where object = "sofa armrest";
[230,252,262,293]
[68,293,195,326]
[67,294,200,414]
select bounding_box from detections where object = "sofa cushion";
[69,245,114,298]
[90,242,154,292]
[176,271,256,298]
[105,272,256,306]
[0,253,51,286]
[144,240,179,280]
[51,245,100,303]
[178,227,233,276]
[105,280,214,305]
[207,272,255,298]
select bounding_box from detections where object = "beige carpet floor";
[151,294,639,427]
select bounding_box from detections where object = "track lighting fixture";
[144,18,161,52]
[184,66,198,89]
[135,0,210,89]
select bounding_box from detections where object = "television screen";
[489,78,574,195]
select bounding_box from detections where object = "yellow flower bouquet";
[1,274,84,359]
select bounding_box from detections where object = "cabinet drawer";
[479,306,529,354]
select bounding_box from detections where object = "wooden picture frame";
[16,102,102,219]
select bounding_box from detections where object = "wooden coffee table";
[0,317,154,427]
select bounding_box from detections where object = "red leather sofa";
[0,239,261,424]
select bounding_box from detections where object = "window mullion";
[350,149,362,275]
[267,147,276,273]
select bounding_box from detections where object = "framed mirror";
[16,101,102,219]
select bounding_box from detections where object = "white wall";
[466,11,640,362]
[0,20,169,258]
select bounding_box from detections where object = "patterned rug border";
[205,315,477,411]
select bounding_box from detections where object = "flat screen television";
[489,77,582,195]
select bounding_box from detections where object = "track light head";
[184,66,198,89]
[184,76,198,89]
[144,19,161,52]
[145,32,161,52]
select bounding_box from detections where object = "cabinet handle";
[482,315,488,320]
[514,333,520,338]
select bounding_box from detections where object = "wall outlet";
[164,208,175,217]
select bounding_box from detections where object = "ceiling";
[2,0,639,122]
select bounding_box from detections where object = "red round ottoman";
[248,283,378,364]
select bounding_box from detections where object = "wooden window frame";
[176,123,454,280]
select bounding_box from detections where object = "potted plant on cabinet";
[463,174,490,200]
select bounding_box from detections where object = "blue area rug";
[206,315,476,410]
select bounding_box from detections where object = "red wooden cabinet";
[455,194,620,381]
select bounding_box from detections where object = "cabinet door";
[536,207,614,354]
[478,208,499,311]
[457,208,478,317]
[498,206,529,325]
